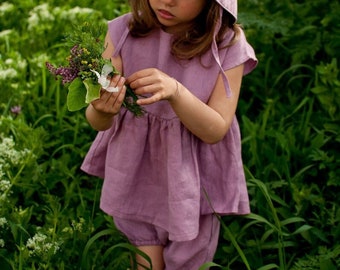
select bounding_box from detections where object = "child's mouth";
[158,9,175,20]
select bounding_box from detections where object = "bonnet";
[213,0,238,96]
[215,0,237,21]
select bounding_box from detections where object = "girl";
[81,0,257,269]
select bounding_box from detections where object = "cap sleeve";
[220,29,257,75]
[107,13,132,58]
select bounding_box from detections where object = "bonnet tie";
[211,7,232,97]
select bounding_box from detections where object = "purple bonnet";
[215,0,237,21]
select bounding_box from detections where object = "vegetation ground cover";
[0,0,339,269]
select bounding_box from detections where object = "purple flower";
[70,44,80,55]
[10,105,21,115]
[46,62,79,84]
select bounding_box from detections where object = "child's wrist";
[169,78,181,102]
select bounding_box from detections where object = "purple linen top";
[81,13,257,241]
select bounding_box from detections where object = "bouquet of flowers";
[46,22,144,117]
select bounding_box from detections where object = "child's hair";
[128,0,240,60]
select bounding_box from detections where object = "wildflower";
[0,137,33,166]
[59,7,98,22]
[0,180,11,193]
[26,232,61,257]
[46,62,78,85]
[71,217,85,232]
[0,217,8,228]
[91,63,119,92]
[0,68,18,80]
[0,53,26,81]
[27,3,54,31]
[5,58,13,65]
[0,178,12,204]
[29,53,49,68]
[0,2,15,15]
[83,48,90,55]
[45,22,144,116]
[10,105,21,115]
[26,233,47,249]
[0,29,13,39]
[61,226,73,234]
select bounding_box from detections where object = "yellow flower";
[82,48,90,55]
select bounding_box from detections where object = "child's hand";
[91,75,127,115]
[126,68,179,105]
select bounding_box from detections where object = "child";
[81,0,257,269]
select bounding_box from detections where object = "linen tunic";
[81,13,257,241]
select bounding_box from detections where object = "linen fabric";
[81,13,257,242]
[216,0,238,20]
[114,214,220,270]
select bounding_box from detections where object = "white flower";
[0,29,13,39]
[0,68,18,80]
[0,52,27,73]
[59,7,97,21]
[27,3,55,31]
[0,136,34,167]
[26,233,46,249]
[0,164,4,178]
[26,232,61,257]
[4,58,13,65]
[0,2,15,15]
[0,180,11,192]
[71,217,86,232]
[30,53,48,68]
[61,226,73,234]
[91,64,119,92]
[27,13,39,30]
[0,217,8,228]
[16,58,27,71]
[0,239,5,248]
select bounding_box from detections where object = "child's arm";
[85,32,125,131]
[172,65,244,144]
[126,64,244,144]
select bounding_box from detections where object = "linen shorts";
[113,214,220,270]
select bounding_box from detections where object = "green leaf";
[280,217,305,226]
[198,262,223,270]
[67,78,87,111]
[103,243,153,270]
[291,224,313,235]
[83,78,101,104]
[257,263,279,270]
[81,229,116,268]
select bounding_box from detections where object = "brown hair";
[128,0,240,60]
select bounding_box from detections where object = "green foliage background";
[0,0,339,269]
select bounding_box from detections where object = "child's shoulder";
[109,12,132,27]
[108,13,132,42]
